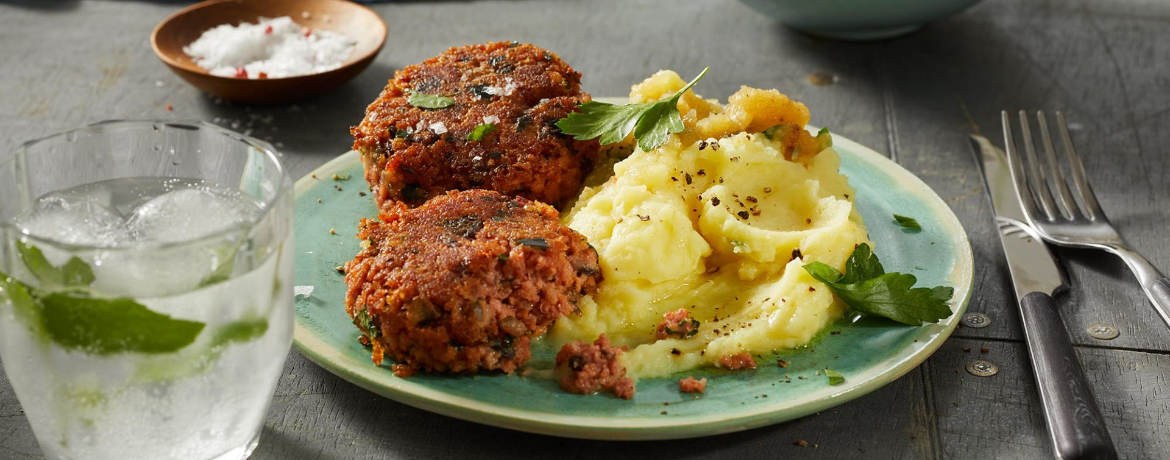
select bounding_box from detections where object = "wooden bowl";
[151,0,387,104]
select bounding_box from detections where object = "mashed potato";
[550,71,870,379]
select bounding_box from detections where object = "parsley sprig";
[556,67,709,152]
[467,123,497,141]
[803,243,953,326]
[825,369,845,385]
[407,91,455,109]
[893,214,921,231]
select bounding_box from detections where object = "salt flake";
[183,16,356,79]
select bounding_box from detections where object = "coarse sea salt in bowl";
[152,0,387,104]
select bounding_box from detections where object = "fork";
[1002,110,1170,330]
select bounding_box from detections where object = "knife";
[969,135,1116,460]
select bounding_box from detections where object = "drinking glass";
[0,120,294,460]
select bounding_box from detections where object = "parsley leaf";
[517,237,551,249]
[556,67,709,152]
[355,309,380,338]
[817,127,833,147]
[407,91,455,109]
[467,123,497,141]
[836,242,884,284]
[803,243,953,325]
[893,214,921,231]
[825,369,845,385]
[664,318,701,338]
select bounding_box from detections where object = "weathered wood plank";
[254,352,931,460]
[930,338,1170,459]
[880,0,1170,351]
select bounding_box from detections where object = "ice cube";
[92,245,224,299]
[127,189,255,245]
[17,195,129,248]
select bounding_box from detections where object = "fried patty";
[351,42,601,210]
[343,189,602,374]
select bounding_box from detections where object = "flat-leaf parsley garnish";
[893,214,921,230]
[517,237,551,249]
[355,309,380,338]
[466,123,497,141]
[664,317,701,338]
[407,91,455,109]
[825,369,845,385]
[556,67,709,152]
[802,243,953,326]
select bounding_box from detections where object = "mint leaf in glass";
[16,241,95,289]
[41,293,205,355]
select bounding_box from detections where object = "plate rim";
[291,122,975,440]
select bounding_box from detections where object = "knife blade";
[971,134,1068,299]
[970,134,1116,460]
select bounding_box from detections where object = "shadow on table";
[190,59,398,162]
[768,4,1095,137]
[255,358,929,460]
[281,392,806,460]
[0,0,79,10]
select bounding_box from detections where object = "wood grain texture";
[882,0,1170,351]
[254,352,932,460]
[931,339,1170,459]
[0,0,1167,458]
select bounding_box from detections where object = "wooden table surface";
[2,0,1168,458]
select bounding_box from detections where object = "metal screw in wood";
[1086,323,1119,340]
[965,360,999,377]
[961,312,991,328]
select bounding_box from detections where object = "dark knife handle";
[1019,291,1117,460]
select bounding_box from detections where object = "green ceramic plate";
[292,114,974,440]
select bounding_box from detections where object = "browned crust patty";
[343,189,602,374]
[351,42,601,210]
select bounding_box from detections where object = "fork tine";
[1002,111,1048,223]
[1036,111,1079,219]
[1056,112,1105,221]
[1017,110,1058,220]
